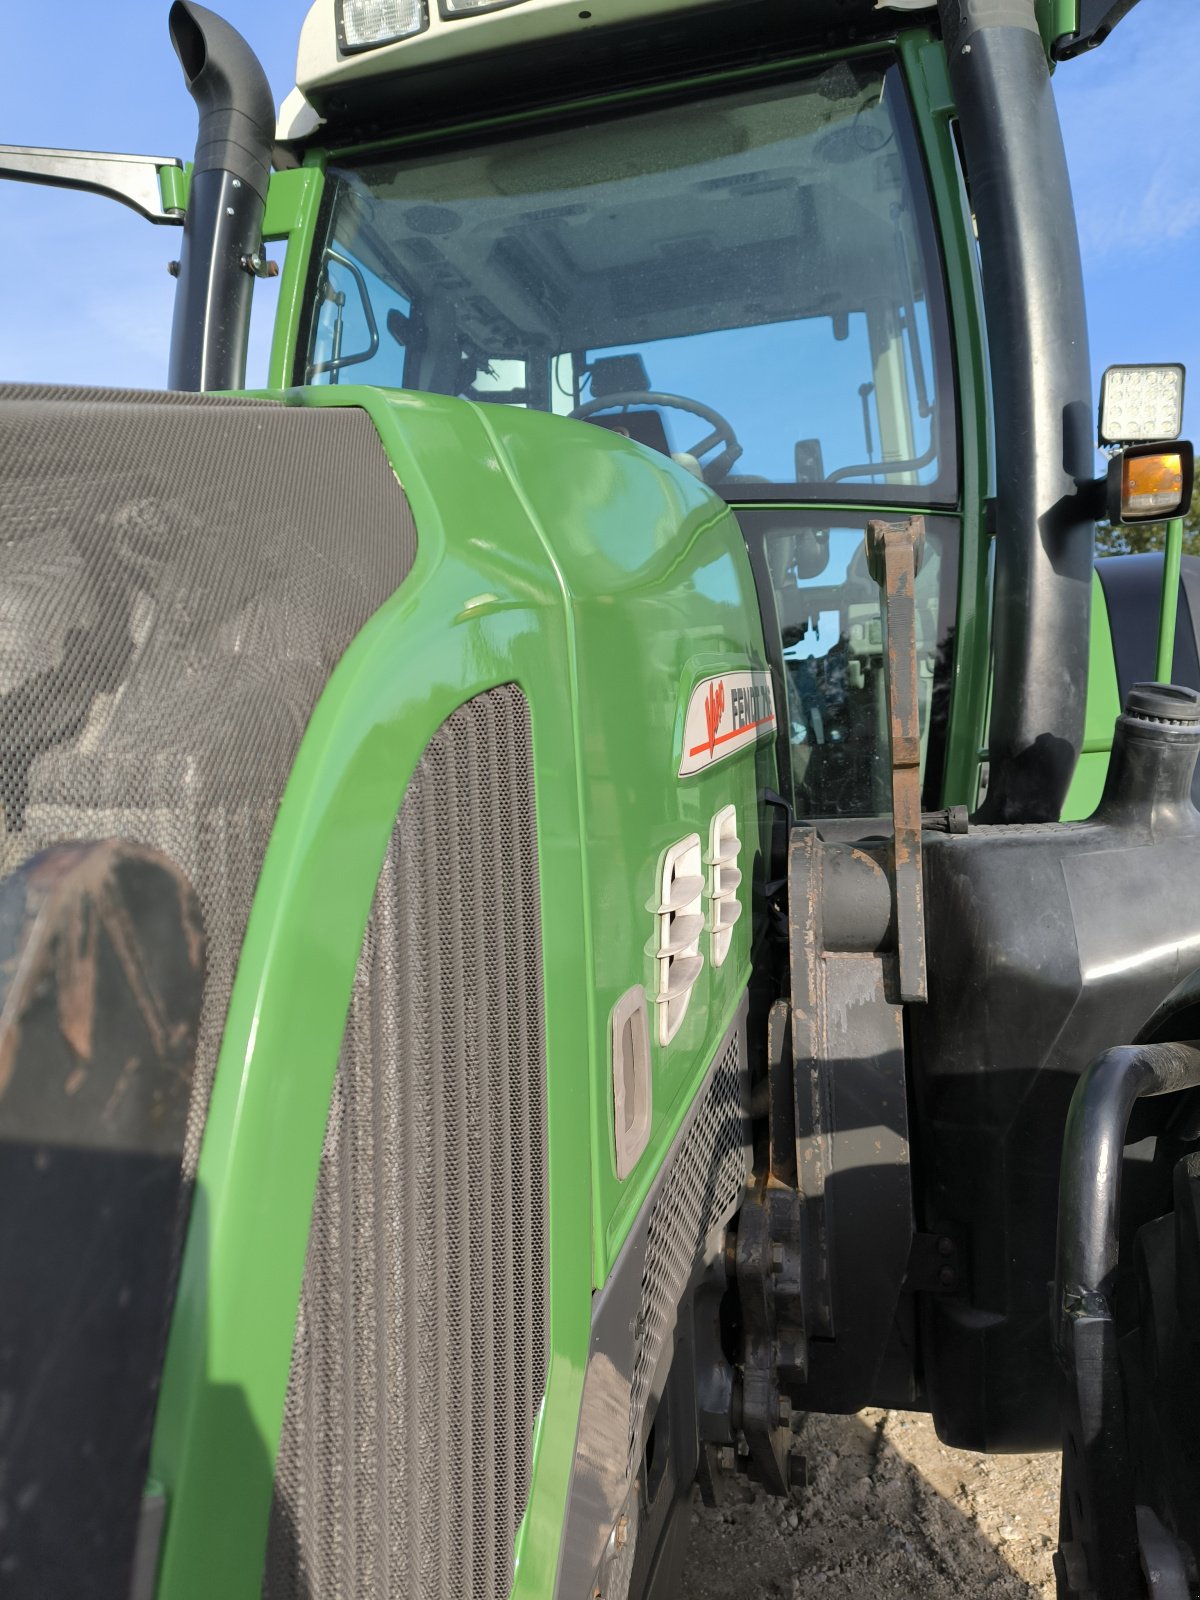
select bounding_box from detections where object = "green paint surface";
[900,31,992,808]
[1157,516,1186,682]
[1063,569,1121,818]
[157,163,189,216]
[263,165,326,388]
[1036,0,1079,55]
[148,386,771,1599]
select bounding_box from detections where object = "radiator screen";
[265,685,549,1600]
[0,385,416,1185]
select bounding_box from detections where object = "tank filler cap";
[1123,683,1200,725]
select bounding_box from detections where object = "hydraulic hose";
[1056,1040,1200,1322]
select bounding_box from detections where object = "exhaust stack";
[167,2,275,392]
[939,0,1095,822]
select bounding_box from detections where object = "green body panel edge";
[899,29,992,807]
[264,164,326,389]
[148,386,772,1600]
[1063,568,1122,818]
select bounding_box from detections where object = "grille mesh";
[265,685,548,1600]
[0,385,416,1182]
[627,1028,747,1473]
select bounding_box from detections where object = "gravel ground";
[680,1409,1061,1599]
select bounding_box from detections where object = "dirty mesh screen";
[0,385,416,1181]
[627,1028,747,1475]
[265,685,549,1600]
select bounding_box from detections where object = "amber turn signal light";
[1107,440,1194,524]
[1125,452,1183,514]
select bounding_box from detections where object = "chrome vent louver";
[651,834,704,1046]
[708,804,742,967]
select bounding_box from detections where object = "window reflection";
[743,514,956,817]
[305,59,955,500]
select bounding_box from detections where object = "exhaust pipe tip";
[168,1,276,202]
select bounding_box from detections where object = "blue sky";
[2,0,1197,448]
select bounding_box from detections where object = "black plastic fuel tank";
[909,684,1200,1451]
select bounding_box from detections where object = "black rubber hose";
[1055,1040,1200,1325]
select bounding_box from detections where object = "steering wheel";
[569,390,744,483]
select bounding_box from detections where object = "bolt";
[938,1265,957,1288]
[937,1236,954,1258]
[167,260,180,277]
[232,177,242,188]
[226,206,235,216]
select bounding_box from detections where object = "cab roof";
[282,0,935,144]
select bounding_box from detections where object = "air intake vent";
[708,803,742,967]
[264,685,548,1600]
[626,1024,748,1475]
[651,834,704,1046]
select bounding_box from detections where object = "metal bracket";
[866,515,928,1003]
[241,251,280,279]
[0,146,184,224]
[731,1186,807,1497]
[1053,0,1141,60]
[903,1231,964,1296]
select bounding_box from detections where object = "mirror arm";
[1079,474,1109,522]
[0,146,184,224]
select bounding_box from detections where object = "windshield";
[304,58,956,502]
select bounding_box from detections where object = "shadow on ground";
[680,1408,1060,1599]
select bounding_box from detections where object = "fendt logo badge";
[679,670,776,775]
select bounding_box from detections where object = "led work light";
[337,0,427,51]
[1099,364,1185,445]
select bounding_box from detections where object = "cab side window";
[742,512,957,817]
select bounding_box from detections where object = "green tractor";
[2,2,1199,1597]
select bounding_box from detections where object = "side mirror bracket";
[0,145,185,224]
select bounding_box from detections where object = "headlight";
[337,0,428,52]
[438,0,529,14]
